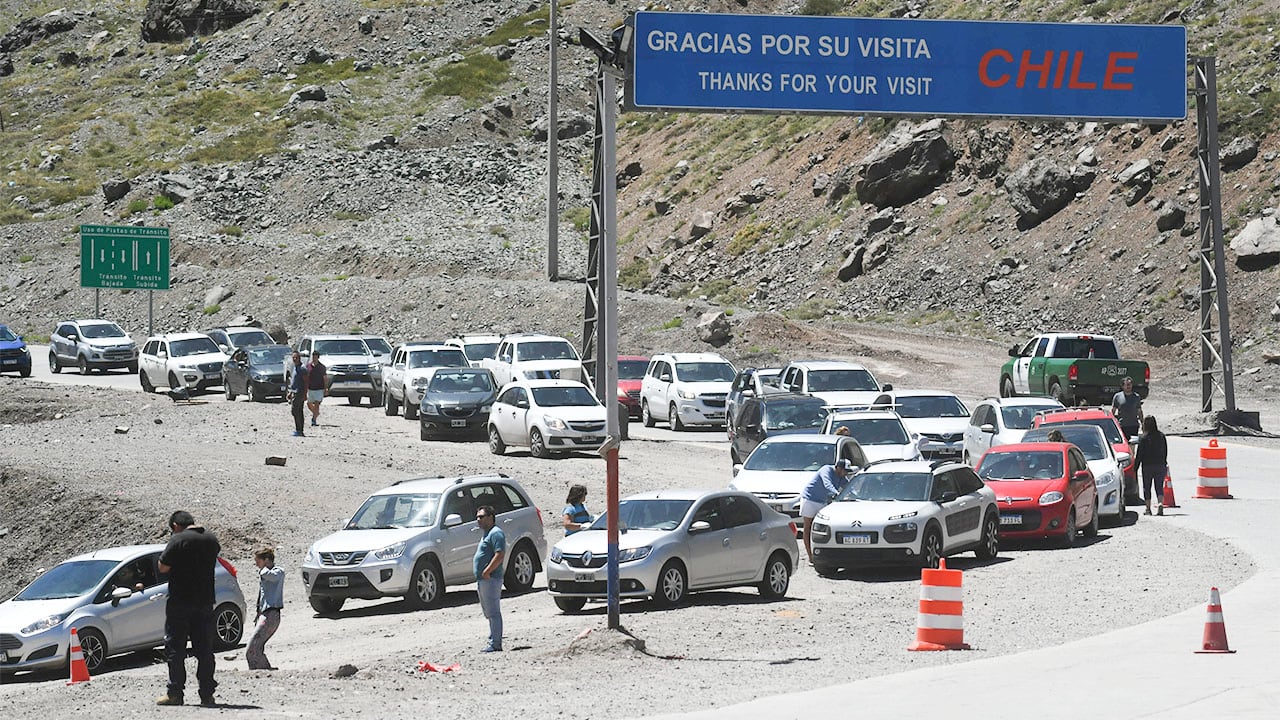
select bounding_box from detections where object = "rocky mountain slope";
[1,0,1279,398]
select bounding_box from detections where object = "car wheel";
[78,355,90,375]
[1060,508,1078,548]
[1048,380,1065,405]
[75,627,108,674]
[369,393,383,408]
[669,403,685,431]
[420,419,430,442]
[758,551,791,599]
[1083,500,1100,538]
[404,399,418,420]
[529,428,550,459]
[1001,375,1015,398]
[554,597,587,614]
[652,561,687,608]
[920,528,943,569]
[347,395,361,406]
[213,603,244,650]
[309,596,345,615]
[503,542,537,592]
[975,512,999,560]
[405,557,443,609]
[248,383,262,403]
[641,400,655,428]
[19,366,31,378]
[384,389,397,416]
[127,360,138,374]
[488,425,506,455]
[48,352,61,374]
[140,370,154,393]
[167,371,180,390]
[225,382,237,401]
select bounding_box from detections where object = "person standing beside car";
[1111,377,1143,441]
[156,511,221,707]
[305,350,327,427]
[562,484,592,535]
[474,505,506,652]
[288,350,307,437]
[1135,415,1169,516]
[800,459,854,564]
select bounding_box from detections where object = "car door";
[930,471,972,551]
[1010,338,1037,394]
[1067,447,1097,524]
[142,340,164,382]
[439,487,483,583]
[651,360,673,420]
[493,386,528,445]
[966,404,995,459]
[53,323,75,362]
[97,553,164,650]
[839,437,868,469]
[1026,337,1053,394]
[733,399,763,460]
[388,348,407,401]
[685,497,733,588]
[722,495,767,582]
[225,349,247,393]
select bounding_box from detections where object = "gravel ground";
[0,343,1261,716]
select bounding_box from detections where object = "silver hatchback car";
[0,544,246,676]
[545,489,799,612]
[301,474,547,614]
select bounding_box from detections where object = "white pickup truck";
[481,334,587,388]
[381,343,470,419]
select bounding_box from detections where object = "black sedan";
[418,367,497,441]
[223,344,292,402]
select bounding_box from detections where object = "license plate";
[1000,514,1021,525]
[841,533,872,545]
[204,372,220,380]
[2,359,15,365]
[769,503,786,513]
[579,436,602,444]
[328,576,349,588]
[450,419,467,428]
[574,572,593,582]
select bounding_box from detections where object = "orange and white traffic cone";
[1193,439,1233,499]
[1162,471,1179,509]
[67,627,92,685]
[907,558,971,651]
[1195,587,1235,654]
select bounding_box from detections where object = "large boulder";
[1143,324,1185,347]
[101,178,131,203]
[159,173,196,203]
[1220,136,1259,172]
[689,210,715,239]
[966,127,1013,179]
[0,10,77,53]
[854,120,957,208]
[695,311,732,345]
[1004,158,1094,229]
[141,0,260,43]
[1229,214,1280,270]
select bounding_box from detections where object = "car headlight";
[617,387,629,398]
[250,372,271,381]
[21,346,30,355]
[810,522,831,541]
[20,613,69,635]
[480,404,492,413]
[411,377,429,388]
[421,402,439,415]
[618,547,651,562]
[544,415,567,431]
[305,547,317,564]
[888,511,918,521]
[550,547,563,563]
[373,541,406,560]
[677,388,697,400]
[1039,491,1065,505]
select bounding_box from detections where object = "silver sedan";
[545,489,799,612]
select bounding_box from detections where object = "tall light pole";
[546,1,560,281]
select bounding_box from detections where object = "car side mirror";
[516,399,530,409]
[980,423,995,434]
[1115,451,1131,467]
[109,586,133,605]
[1073,470,1092,482]
[688,520,712,534]
[732,464,742,477]
[881,383,893,391]
[157,350,168,359]
[936,491,958,504]
[659,373,671,383]
[443,513,463,528]
[1128,435,1139,445]
[67,334,79,341]
[219,344,230,353]
[1009,344,1020,356]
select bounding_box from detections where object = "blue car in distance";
[0,324,32,377]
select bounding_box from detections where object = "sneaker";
[1156,505,1164,516]
[155,694,184,706]
[1144,508,1152,515]
[480,645,502,653]
[199,696,216,708]
[310,419,318,427]
[292,431,305,437]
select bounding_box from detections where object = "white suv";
[640,352,737,430]
[138,333,228,392]
[301,474,547,614]
[778,359,888,408]
[381,343,469,420]
[481,333,586,386]
[962,396,1065,465]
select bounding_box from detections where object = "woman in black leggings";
[1135,415,1168,515]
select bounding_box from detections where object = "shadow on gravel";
[0,649,165,684]
[1002,534,1114,552]
[816,555,1015,583]
[315,584,546,619]
[567,590,801,616]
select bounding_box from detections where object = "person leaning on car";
[156,510,221,707]
[800,458,854,564]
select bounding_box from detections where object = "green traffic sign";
[79,224,171,290]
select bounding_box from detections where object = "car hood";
[903,417,968,436]
[677,380,733,394]
[862,444,921,462]
[85,336,133,348]
[310,527,427,553]
[171,351,226,364]
[553,528,667,553]
[0,340,27,351]
[811,390,881,407]
[618,378,642,392]
[427,391,495,405]
[323,355,377,366]
[540,405,607,422]
[0,596,82,629]
[731,469,811,494]
[816,500,936,523]
[983,478,1063,501]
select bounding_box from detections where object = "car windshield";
[170,337,221,357]
[764,402,829,431]
[0,326,17,341]
[80,323,126,339]
[1041,417,1123,443]
[1022,427,1107,460]
[1001,404,1061,430]
[675,362,736,382]
[895,395,969,418]
[315,339,371,356]
[618,360,648,380]
[363,337,392,355]
[248,346,290,366]
[743,441,834,471]
[14,559,118,600]
[227,330,273,348]
[532,386,599,407]
[590,499,694,532]
[830,418,910,446]
[408,349,468,369]
[807,369,879,392]
[428,370,494,393]
[347,493,441,529]
[977,451,1065,480]
[839,471,932,502]
[461,342,499,362]
[515,340,578,361]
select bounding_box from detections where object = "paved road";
[644,435,1280,720]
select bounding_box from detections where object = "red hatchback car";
[975,442,1099,547]
[616,355,649,419]
[1032,407,1139,505]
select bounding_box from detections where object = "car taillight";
[788,521,797,535]
[1068,363,1078,381]
[217,557,237,578]
[1144,366,1150,382]
[536,507,543,524]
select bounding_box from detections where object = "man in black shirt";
[156,510,221,707]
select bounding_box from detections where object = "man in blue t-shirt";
[473,505,506,652]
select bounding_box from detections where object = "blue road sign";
[629,12,1187,121]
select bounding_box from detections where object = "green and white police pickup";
[999,333,1150,406]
